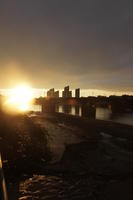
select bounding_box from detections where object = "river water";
[56,105,133,126]
[31,105,133,126]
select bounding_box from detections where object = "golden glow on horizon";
[5,84,33,112]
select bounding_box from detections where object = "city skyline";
[0,88,133,98]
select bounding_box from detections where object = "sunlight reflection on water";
[56,105,133,126]
[32,104,133,126]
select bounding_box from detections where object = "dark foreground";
[0,112,133,199]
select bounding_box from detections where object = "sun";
[6,84,33,112]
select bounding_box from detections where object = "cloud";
[0,0,133,91]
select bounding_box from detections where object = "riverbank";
[1,112,133,199]
[37,112,133,139]
[0,112,50,198]
[21,113,133,200]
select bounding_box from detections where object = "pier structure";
[36,97,97,119]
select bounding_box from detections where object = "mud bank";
[19,113,133,200]
[0,113,49,199]
[41,112,133,139]
[1,112,133,199]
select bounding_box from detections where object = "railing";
[0,154,8,200]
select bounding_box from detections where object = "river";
[30,104,133,126]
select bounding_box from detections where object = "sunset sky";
[0,0,133,92]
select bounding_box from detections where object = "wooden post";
[0,154,8,200]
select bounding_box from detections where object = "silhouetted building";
[47,88,55,97]
[68,91,72,97]
[62,86,72,98]
[64,86,69,92]
[47,88,59,98]
[75,88,80,98]
[54,91,59,98]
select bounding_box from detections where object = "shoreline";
[1,112,133,199]
[21,113,133,199]
[36,112,133,139]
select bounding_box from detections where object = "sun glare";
[5,85,33,112]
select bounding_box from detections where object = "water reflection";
[56,105,82,116]
[111,113,133,126]
[96,108,112,120]
[29,105,42,112]
[75,105,80,116]
[31,104,133,126]
[56,105,133,126]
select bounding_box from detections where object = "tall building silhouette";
[75,88,80,98]
[62,86,72,98]
[54,91,59,98]
[47,88,59,98]
[47,88,54,97]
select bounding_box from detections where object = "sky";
[0,0,133,92]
